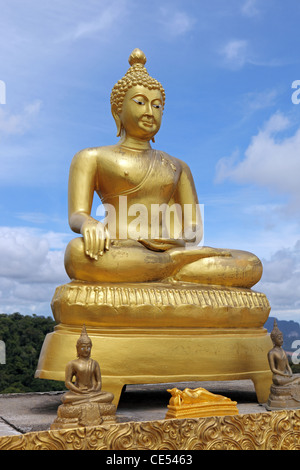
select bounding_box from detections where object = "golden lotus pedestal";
[35,281,273,405]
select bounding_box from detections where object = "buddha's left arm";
[93,361,102,391]
[173,160,203,245]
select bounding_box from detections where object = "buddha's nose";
[144,101,153,116]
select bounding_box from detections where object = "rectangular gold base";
[35,325,273,405]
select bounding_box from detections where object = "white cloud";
[159,8,196,37]
[0,227,69,315]
[0,100,42,137]
[215,112,300,209]
[242,89,279,113]
[241,0,260,18]
[257,241,300,322]
[0,227,68,282]
[220,39,249,68]
[59,1,128,42]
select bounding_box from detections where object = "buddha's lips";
[141,120,155,127]
[140,116,155,123]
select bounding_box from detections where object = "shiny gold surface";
[36,48,273,403]
[1,410,300,450]
[165,387,239,419]
[36,322,272,405]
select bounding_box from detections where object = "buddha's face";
[77,341,92,358]
[273,333,283,347]
[119,85,163,141]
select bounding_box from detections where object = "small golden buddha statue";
[165,387,239,419]
[51,326,116,429]
[266,320,300,410]
[64,48,262,288]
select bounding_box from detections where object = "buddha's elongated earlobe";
[151,136,155,143]
[112,106,123,137]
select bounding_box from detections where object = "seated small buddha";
[64,48,262,288]
[51,326,116,429]
[266,320,300,410]
[62,325,114,406]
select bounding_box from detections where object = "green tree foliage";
[0,313,65,393]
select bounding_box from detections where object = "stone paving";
[0,418,21,436]
[0,380,268,436]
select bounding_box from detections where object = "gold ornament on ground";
[165,387,239,419]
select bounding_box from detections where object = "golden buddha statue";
[51,325,116,429]
[64,47,262,288]
[36,49,273,406]
[266,320,300,410]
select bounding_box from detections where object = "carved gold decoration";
[165,387,239,419]
[1,410,300,450]
[51,281,270,328]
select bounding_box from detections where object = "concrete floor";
[0,379,267,436]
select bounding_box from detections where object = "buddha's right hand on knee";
[80,219,110,260]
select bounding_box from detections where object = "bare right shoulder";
[71,145,118,167]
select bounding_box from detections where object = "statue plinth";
[51,402,117,430]
[266,384,300,411]
[36,280,273,406]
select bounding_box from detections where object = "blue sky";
[0,0,300,322]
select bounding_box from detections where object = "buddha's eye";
[152,104,162,109]
[132,98,145,105]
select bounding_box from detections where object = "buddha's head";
[76,325,92,358]
[110,49,165,142]
[270,319,283,347]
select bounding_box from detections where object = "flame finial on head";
[270,319,282,344]
[76,324,92,347]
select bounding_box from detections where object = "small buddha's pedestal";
[266,384,300,411]
[51,401,117,430]
[36,281,273,406]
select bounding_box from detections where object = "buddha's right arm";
[68,149,97,232]
[68,149,110,259]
